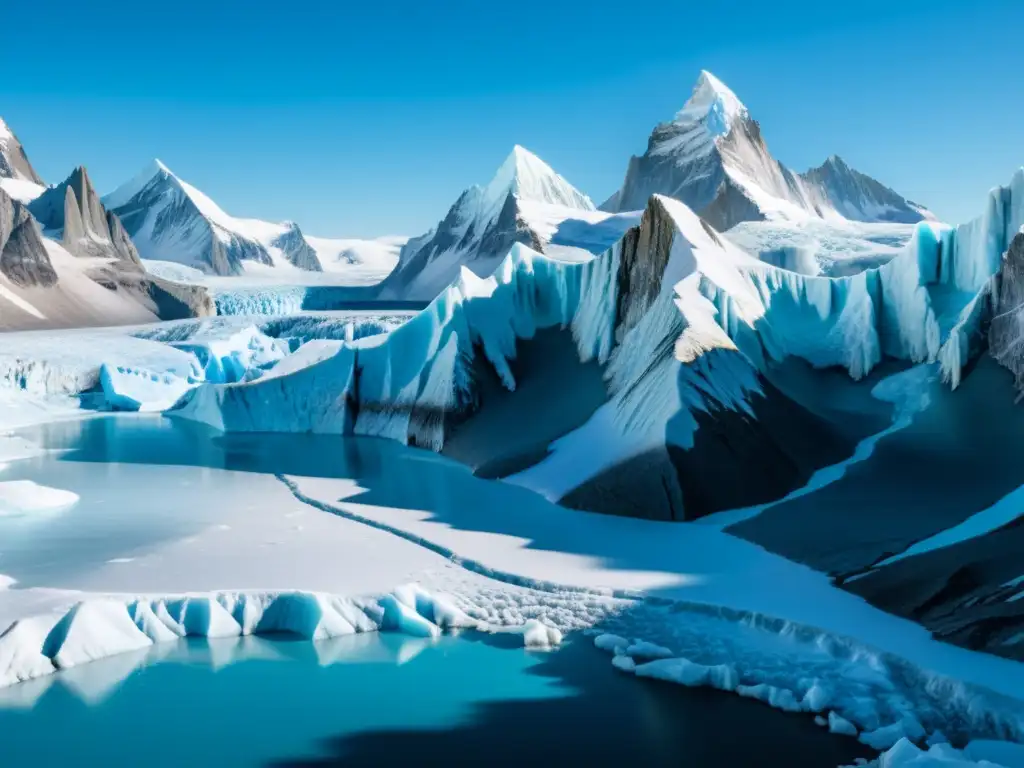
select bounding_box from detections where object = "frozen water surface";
[3,414,1024,762]
[0,633,871,768]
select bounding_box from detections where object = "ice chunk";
[171,325,288,384]
[43,600,153,670]
[830,711,859,737]
[378,593,441,639]
[594,633,630,655]
[635,656,740,691]
[611,655,637,673]
[624,640,674,660]
[867,737,1024,767]
[0,616,59,686]
[861,717,928,750]
[100,363,197,412]
[521,619,562,649]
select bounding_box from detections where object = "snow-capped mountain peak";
[605,69,933,232]
[104,160,315,275]
[102,158,174,211]
[378,146,625,300]
[104,158,233,229]
[104,160,403,278]
[483,145,595,214]
[675,70,748,138]
[0,117,46,200]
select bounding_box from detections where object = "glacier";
[171,168,1024,519]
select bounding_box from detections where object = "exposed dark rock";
[271,222,322,271]
[989,232,1024,391]
[0,187,56,287]
[28,166,142,262]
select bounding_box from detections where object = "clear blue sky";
[3,0,1021,238]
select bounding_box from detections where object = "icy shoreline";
[4,574,1024,761]
[2,415,1024,766]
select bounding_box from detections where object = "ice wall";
[213,286,306,316]
[175,173,1024,457]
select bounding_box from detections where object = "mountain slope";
[603,71,931,231]
[378,145,635,301]
[0,118,46,204]
[104,161,325,276]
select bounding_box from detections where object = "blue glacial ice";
[174,170,1024,461]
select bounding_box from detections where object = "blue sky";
[3,0,1022,238]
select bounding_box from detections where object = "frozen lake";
[0,414,881,766]
[0,631,870,767]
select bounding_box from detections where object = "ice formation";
[0,583,564,688]
[173,170,1024,513]
[863,737,1024,767]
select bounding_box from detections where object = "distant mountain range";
[102,160,399,280]
[0,69,940,327]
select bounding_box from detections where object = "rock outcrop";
[0,187,57,287]
[271,222,322,271]
[29,167,141,264]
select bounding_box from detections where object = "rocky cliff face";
[0,187,57,287]
[988,232,1024,391]
[271,222,322,271]
[29,167,141,264]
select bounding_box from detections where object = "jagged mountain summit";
[602,71,932,230]
[801,155,933,224]
[379,145,636,301]
[0,118,46,203]
[29,166,141,265]
[0,183,212,330]
[103,160,325,276]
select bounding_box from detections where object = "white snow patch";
[0,481,78,516]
